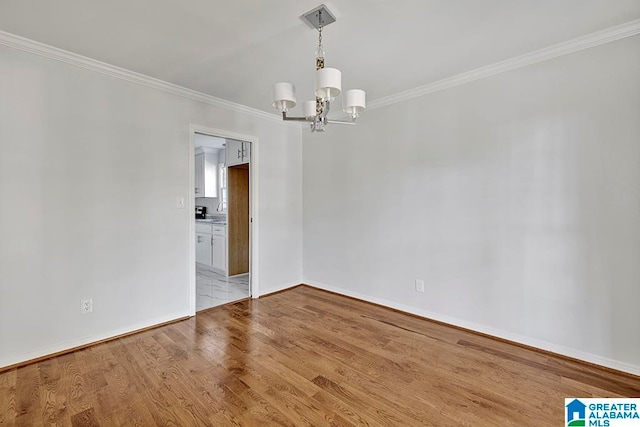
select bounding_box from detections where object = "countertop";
[196,219,227,225]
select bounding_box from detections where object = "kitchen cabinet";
[195,222,227,274]
[226,139,250,166]
[196,232,212,265]
[217,162,227,212]
[212,227,227,272]
[195,147,218,197]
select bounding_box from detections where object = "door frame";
[188,124,259,316]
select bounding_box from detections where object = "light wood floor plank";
[0,367,17,424]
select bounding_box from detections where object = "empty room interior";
[1,1,640,425]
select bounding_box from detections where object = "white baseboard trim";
[0,311,191,369]
[256,281,302,298]
[303,280,640,377]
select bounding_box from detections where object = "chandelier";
[271,5,366,132]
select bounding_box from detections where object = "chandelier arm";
[281,112,313,122]
[326,119,356,125]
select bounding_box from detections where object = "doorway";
[189,125,257,315]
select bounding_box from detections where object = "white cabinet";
[195,154,203,197]
[196,232,212,265]
[212,227,227,272]
[225,139,250,166]
[195,223,227,274]
[195,148,218,197]
[217,162,227,213]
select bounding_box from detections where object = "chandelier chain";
[316,10,325,70]
[315,11,325,117]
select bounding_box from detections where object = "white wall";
[195,197,220,215]
[0,42,303,368]
[303,35,640,374]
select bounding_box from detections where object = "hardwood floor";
[1,285,639,426]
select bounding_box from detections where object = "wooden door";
[227,164,249,276]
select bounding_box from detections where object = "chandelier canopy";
[272,5,366,132]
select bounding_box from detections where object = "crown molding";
[368,18,640,111]
[0,30,300,128]
[2,19,639,119]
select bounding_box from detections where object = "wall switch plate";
[176,196,185,209]
[415,280,425,293]
[81,298,93,314]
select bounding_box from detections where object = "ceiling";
[1,1,639,117]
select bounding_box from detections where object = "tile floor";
[196,265,250,311]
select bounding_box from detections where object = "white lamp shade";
[315,68,341,100]
[342,89,366,114]
[302,100,317,118]
[272,82,296,111]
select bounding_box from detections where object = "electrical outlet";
[81,298,93,314]
[415,280,425,293]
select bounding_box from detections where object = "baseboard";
[0,311,191,371]
[303,280,640,377]
[259,283,303,298]
[1,279,302,371]
[256,281,302,298]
